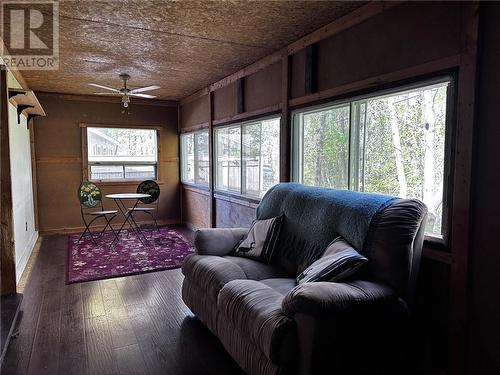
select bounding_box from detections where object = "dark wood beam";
[280,52,291,182]
[236,78,245,114]
[304,44,318,95]
[448,3,479,375]
[212,104,281,127]
[0,68,17,295]
[208,92,216,228]
[179,122,210,134]
[29,124,39,230]
[177,103,183,225]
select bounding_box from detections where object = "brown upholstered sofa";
[182,183,427,375]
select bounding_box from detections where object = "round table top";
[105,193,151,199]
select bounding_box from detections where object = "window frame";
[214,115,281,199]
[291,76,455,244]
[180,129,210,187]
[81,123,161,184]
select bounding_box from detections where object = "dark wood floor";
[1,228,244,375]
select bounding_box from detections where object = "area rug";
[67,227,194,283]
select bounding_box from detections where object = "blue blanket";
[257,183,396,270]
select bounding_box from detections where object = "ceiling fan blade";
[93,92,122,96]
[130,93,157,99]
[129,85,160,94]
[88,83,120,92]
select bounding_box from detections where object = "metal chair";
[128,180,161,233]
[77,181,118,245]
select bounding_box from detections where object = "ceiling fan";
[88,73,160,108]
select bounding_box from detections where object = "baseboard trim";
[15,231,39,284]
[39,218,182,236]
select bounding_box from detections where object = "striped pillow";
[296,237,367,284]
[233,215,283,263]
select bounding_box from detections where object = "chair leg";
[145,211,160,234]
[77,226,91,243]
[78,216,102,246]
[104,214,118,240]
[99,214,117,240]
[151,211,160,232]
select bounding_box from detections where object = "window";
[292,79,452,238]
[87,127,158,181]
[180,130,209,185]
[215,117,280,197]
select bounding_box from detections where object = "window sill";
[214,190,261,208]
[181,182,210,192]
[93,180,164,186]
[424,235,447,249]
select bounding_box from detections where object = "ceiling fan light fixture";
[122,95,130,108]
[89,73,159,109]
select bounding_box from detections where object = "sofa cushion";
[218,280,297,364]
[296,239,367,284]
[260,278,297,295]
[233,216,283,263]
[182,254,247,300]
[194,227,248,256]
[222,256,289,280]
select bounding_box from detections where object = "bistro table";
[105,193,151,246]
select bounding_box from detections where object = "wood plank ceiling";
[19,0,363,101]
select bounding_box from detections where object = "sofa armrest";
[282,280,398,317]
[194,228,248,256]
[282,280,409,375]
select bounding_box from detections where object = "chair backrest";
[257,183,427,305]
[137,180,160,204]
[77,181,102,208]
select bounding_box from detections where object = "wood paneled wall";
[180,94,209,132]
[34,94,180,234]
[467,3,500,374]
[179,3,480,374]
[181,186,210,229]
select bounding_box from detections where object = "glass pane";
[243,123,261,196]
[181,134,195,183]
[195,131,209,185]
[357,82,449,237]
[301,105,350,189]
[215,128,227,190]
[87,127,157,163]
[90,165,123,180]
[216,126,241,192]
[124,165,155,180]
[260,118,280,196]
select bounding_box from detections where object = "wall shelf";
[8,89,46,127]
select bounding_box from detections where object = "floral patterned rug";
[67,227,194,283]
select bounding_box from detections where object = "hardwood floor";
[1,228,244,375]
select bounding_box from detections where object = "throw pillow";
[296,237,367,284]
[233,215,283,263]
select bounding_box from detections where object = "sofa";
[181,183,427,375]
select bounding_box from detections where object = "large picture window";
[292,78,452,238]
[215,117,280,198]
[180,130,209,185]
[86,127,158,181]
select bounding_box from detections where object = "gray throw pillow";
[233,215,283,263]
[296,237,367,284]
